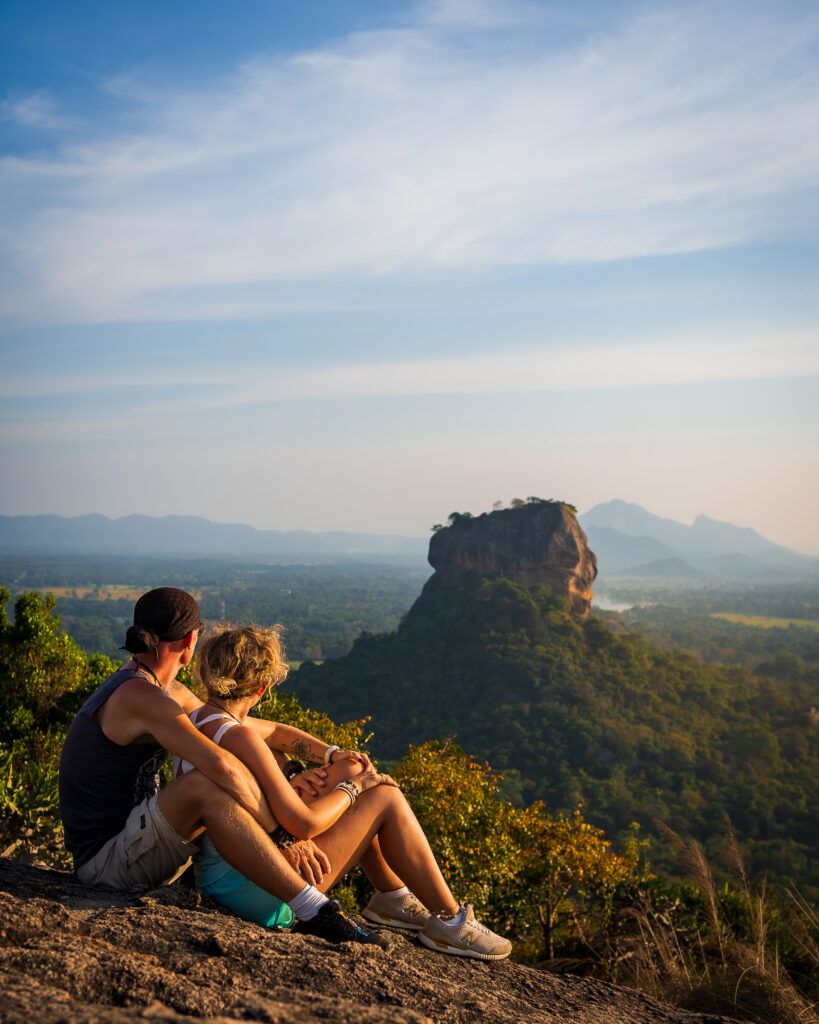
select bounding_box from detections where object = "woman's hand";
[290,766,329,800]
[354,769,399,794]
[331,749,373,770]
[282,839,331,886]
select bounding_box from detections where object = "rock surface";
[428,503,598,618]
[0,859,737,1024]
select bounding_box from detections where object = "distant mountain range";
[0,514,428,562]
[1,504,816,581]
[579,500,818,580]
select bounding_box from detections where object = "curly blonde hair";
[195,623,288,700]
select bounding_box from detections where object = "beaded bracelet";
[335,780,358,807]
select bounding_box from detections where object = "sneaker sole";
[362,908,427,932]
[417,930,511,961]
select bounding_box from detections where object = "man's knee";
[164,769,226,812]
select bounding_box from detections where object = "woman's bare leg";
[294,761,404,892]
[358,835,403,892]
[311,785,458,915]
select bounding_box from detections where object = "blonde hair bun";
[195,623,288,701]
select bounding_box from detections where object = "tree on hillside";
[0,588,115,742]
[395,740,522,918]
[514,807,636,959]
[0,588,118,862]
[394,740,641,947]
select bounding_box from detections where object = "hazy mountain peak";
[580,500,813,577]
[693,513,761,535]
[690,513,792,555]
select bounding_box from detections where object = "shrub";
[0,588,118,864]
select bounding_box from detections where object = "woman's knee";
[359,781,405,813]
[325,759,366,785]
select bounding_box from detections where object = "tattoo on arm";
[291,739,314,761]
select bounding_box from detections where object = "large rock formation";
[428,502,597,617]
[288,500,601,762]
[0,859,737,1024]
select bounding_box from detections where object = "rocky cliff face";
[427,502,597,617]
[0,859,737,1024]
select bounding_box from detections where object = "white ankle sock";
[380,885,410,899]
[288,884,329,921]
[440,906,467,927]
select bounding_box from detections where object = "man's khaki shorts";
[76,793,196,892]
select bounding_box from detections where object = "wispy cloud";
[419,0,541,29]
[1,93,76,131]
[1,2,819,323]
[2,328,816,414]
[249,331,819,402]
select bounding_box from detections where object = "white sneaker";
[362,890,431,932]
[418,904,512,960]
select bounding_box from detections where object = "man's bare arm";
[245,719,331,763]
[245,719,371,782]
[106,679,274,829]
[166,677,203,714]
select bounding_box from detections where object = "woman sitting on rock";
[177,622,511,960]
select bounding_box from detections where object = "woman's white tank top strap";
[173,706,240,777]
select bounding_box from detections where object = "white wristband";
[324,745,340,765]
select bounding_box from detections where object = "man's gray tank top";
[59,667,166,869]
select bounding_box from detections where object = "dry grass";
[620,828,819,1024]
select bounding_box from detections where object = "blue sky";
[1,0,818,551]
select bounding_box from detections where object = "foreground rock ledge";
[0,859,736,1024]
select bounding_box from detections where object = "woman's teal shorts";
[199,863,295,929]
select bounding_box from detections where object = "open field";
[710,612,819,631]
[35,586,201,602]
[1,557,426,662]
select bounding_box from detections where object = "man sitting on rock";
[58,587,380,945]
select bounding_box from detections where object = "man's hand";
[290,766,329,800]
[282,839,331,886]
